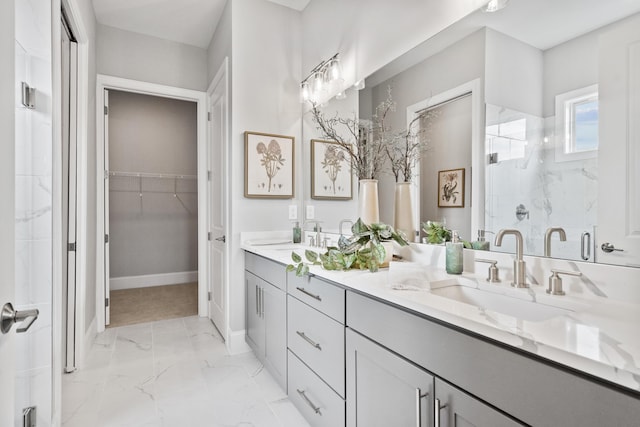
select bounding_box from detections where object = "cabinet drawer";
[287,273,345,323]
[288,296,345,397]
[288,350,345,427]
[245,252,286,290]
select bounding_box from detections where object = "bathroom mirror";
[301,0,640,267]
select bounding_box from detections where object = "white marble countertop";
[242,241,640,394]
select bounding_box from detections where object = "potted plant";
[287,218,409,276]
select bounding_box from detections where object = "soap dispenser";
[446,230,464,274]
[471,230,491,251]
[292,221,302,244]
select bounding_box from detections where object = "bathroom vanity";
[243,242,640,426]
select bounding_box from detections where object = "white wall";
[227,0,302,333]
[207,0,231,84]
[97,24,208,91]
[108,91,198,278]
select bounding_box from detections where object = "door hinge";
[208,291,212,301]
[105,234,109,244]
[23,406,36,427]
[68,242,77,252]
[105,298,109,307]
[207,170,212,181]
[104,105,108,115]
[207,112,211,121]
[207,232,212,241]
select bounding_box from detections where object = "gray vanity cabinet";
[346,328,434,427]
[244,253,287,390]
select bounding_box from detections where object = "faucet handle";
[475,259,501,283]
[547,269,582,296]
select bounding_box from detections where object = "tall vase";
[394,181,414,241]
[358,179,380,225]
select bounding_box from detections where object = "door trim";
[95,75,208,333]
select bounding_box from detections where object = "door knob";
[601,243,623,253]
[214,235,226,243]
[1,303,39,334]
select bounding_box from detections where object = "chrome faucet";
[339,219,354,237]
[494,229,529,288]
[544,227,567,257]
[303,220,322,248]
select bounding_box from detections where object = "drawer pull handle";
[296,330,322,350]
[297,388,322,415]
[415,388,428,427]
[434,398,448,427]
[296,287,322,301]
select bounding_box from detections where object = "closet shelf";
[107,170,197,180]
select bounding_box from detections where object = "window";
[555,84,599,162]
[486,117,528,162]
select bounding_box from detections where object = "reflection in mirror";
[301,0,640,266]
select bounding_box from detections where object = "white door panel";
[598,14,640,266]
[104,89,111,325]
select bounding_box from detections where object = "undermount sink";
[429,280,578,322]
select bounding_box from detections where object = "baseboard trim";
[227,329,252,355]
[109,271,198,290]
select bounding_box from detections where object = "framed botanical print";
[311,139,353,200]
[438,168,465,207]
[244,131,295,199]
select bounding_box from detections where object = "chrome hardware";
[1,303,39,334]
[21,82,36,109]
[303,220,323,248]
[295,286,322,301]
[434,398,448,427]
[296,331,322,350]
[308,236,315,247]
[214,235,226,243]
[297,389,322,415]
[581,232,591,261]
[255,284,259,316]
[260,287,264,317]
[601,242,623,253]
[544,227,567,257]
[23,406,36,427]
[547,269,582,296]
[475,259,501,283]
[322,237,331,248]
[494,229,530,288]
[515,204,529,221]
[415,389,428,427]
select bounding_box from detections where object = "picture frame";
[311,139,353,200]
[438,168,465,207]
[244,131,295,199]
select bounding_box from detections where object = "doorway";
[105,90,199,327]
[95,76,220,338]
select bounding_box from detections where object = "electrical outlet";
[288,205,297,220]
[306,205,315,219]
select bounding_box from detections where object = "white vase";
[358,179,380,225]
[394,182,414,241]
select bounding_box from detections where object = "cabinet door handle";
[295,287,322,301]
[260,287,264,318]
[434,398,448,427]
[415,388,428,427]
[581,232,591,260]
[296,330,322,350]
[255,284,259,316]
[297,389,322,415]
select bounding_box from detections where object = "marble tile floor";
[62,316,311,427]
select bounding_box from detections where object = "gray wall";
[207,0,232,84]
[108,90,198,277]
[97,24,208,91]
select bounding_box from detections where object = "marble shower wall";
[485,104,598,261]
[14,0,52,424]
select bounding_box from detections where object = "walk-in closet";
[106,90,198,327]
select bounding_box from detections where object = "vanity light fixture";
[300,53,343,103]
[353,79,365,90]
[483,0,509,12]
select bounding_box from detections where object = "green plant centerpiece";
[286,218,409,276]
[421,220,452,244]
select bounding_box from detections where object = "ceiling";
[92,0,311,49]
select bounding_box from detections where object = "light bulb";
[483,0,509,12]
[300,81,310,102]
[354,79,365,90]
[328,57,341,81]
[335,91,347,100]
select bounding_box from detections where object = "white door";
[104,89,111,324]
[597,13,640,267]
[0,4,16,423]
[208,64,228,337]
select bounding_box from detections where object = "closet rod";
[108,170,197,180]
